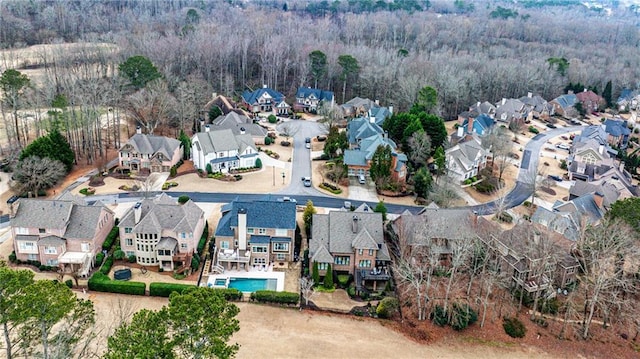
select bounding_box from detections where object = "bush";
[79,187,95,196]
[170,166,177,177]
[255,158,262,168]
[268,114,277,123]
[523,200,532,207]
[347,284,356,297]
[8,251,16,263]
[88,272,146,295]
[264,136,273,145]
[95,252,105,266]
[319,182,342,194]
[528,126,539,134]
[127,254,136,263]
[250,290,299,305]
[178,195,190,204]
[323,264,334,289]
[376,297,399,319]
[559,159,567,170]
[503,317,527,338]
[450,303,478,331]
[337,274,350,288]
[113,250,125,260]
[541,297,560,315]
[191,257,200,271]
[100,256,114,275]
[102,226,119,251]
[65,279,73,288]
[149,282,195,297]
[474,180,495,193]
[432,305,448,327]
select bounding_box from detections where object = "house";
[118,193,205,271]
[310,206,391,293]
[568,169,639,207]
[293,87,334,113]
[203,93,251,118]
[210,112,268,144]
[213,195,297,271]
[519,92,555,120]
[191,127,259,173]
[445,133,491,182]
[340,97,377,118]
[567,138,619,181]
[575,89,605,113]
[603,119,631,149]
[495,98,526,123]
[456,114,495,137]
[367,105,393,126]
[616,89,638,111]
[550,93,578,118]
[343,116,407,182]
[531,192,605,242]
[118,131,183,173]
[241,86,290,115]
[10,196,115,277]
[469,101,496,118]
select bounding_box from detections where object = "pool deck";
[206,267,286,292]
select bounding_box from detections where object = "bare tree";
[317,102,342,130]
[408,130,431,168]
[299,277,316,307]
[124,79,176,135]
[12,156,66,197]
[482,126,512,183]
[430,182,460,208]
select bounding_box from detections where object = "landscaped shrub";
[264,136,273,145]
[100,256,114,275]
[206,163,213,174]
[8,251,16,263]
[503,317,527,338]
[323,264,334,289]
[191,256,200,271]
[528,126,539,134]
[79,187,95,196]
[376,297,399,319]
[337,274,350,288]
[128,254,136,263]
[474,180,496,193]
[149,282,195,297]
[113,250,125,260]
[65,279,73,288]
[268,114,277,123]
[250,290,299,305]
[102,226,119,251]
[95,252,104,266]
[178,195,190,204]
[347,284,356,297]
[432,305,448,327]
[560,159,567,170]
[319,182,342,194]
[496,211,513,223]
[88,272,146,295]
[255,158,262,168]
[450,303,478,331]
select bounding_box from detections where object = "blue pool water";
[228,278,277,292]
[214,278,226,286]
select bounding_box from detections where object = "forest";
[0,0,639,159]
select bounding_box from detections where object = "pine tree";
[323,264,334,289]
[312,261,320,286]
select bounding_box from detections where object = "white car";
[301,177,311,187]
[555,143,570,151]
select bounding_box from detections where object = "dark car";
[546,123,557,129]
[548,175,562,182]
[305,137,311,143]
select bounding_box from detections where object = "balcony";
[360,267,391,281]
[518,274,551,293]
[217,249,251,263]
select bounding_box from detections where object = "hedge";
[102,226,119,251]
[88,272,146,295]
[250,290,299,305]
[100,256,114,275]
[149,282,196,297]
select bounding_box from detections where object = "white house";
[191,127,259,173]
[445,134,491,183]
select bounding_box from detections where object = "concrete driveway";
[348,179,379,202]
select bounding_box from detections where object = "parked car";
[305,137,311,143]
[305,143,311,149]
[358,174,366,185]
[555,143,570,150]
[546,123,557,129]
[301,176,311,187]
[548,174,562,182]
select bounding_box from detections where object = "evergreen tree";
[312,261,320,286]
[323,264,334,289]
[603,80,612,108]
[374,200,388,221]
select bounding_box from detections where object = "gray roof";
[212,112,268,137]
[10,199,74,230]
[401,209,474,245]
[15,234,39,242]
[38,235,65,246]
[121,134,181,159]
[343,150,368,166]
[120,193,203,234]
[310,210,384,256]
[193,128,257,155]
[157,237,178,250]
[65,205,110,239]
[310,244,334,264]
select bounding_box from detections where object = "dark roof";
[242,87,285,105]
[249,235,271,244]
[120,134,181,159]
[295,87,334,102]
[603,119,631,137]
[214,196,297,237]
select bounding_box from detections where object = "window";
[273,242,289,252]
[368,249,374,256]
[334,256,350,266]
[253,257,266,265]
[275,228,287,236]
[276,253,286,261]
[252,246,267,253]
[46,259,58,266]
[221,241,229,249]
[27,254,38,261]
[181,232,186,239]
[39,228,46,234]
[44,246,57,254]
[318,263,328,270]
[247,228,254,234]
[126,251,135,257]
[181,243,188,249]
[258,228,267,235]
[15,227,28,235]
[126,238,133,246]
[358,249,363,255]
[18,242,35,251]
[359,260,372,268]
[125,228,133,234]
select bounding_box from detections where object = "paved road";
[275,120,328,196]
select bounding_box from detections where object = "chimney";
[501,98,506,105]
[205,124,210,132]
[212,92,217,100]
[476,101,481,108]
[136,126,142,135]
[528,92,533,98]
[388,105,393,114]
[134,202,142,224]
[240,127,246,135]
[619,161,625,172]
[598,145,604,155]
[238,208,247,250]
[7,197,19,218]
[583,88,588,92]
[369,116,375,123]
[383,132,388,140]
[263,84,267,89]
[593,192,604,209]
[467,116,474,134]
[199,119,205,130]
[352,215,359,233]
[568,90,574,95]
[457,126,464,137]
[375,99,380,106]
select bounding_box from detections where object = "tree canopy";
[309,50,327,89]
[370,144,392,181]
[608,197,640,233]
[323,126,348,158]
[118,55,162,89]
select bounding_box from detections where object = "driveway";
[348,179,378,202]
[275,119,328,196]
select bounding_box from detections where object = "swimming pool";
[228,277,277,292]
[214,278,227,286]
